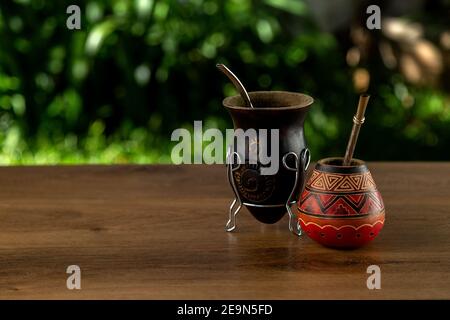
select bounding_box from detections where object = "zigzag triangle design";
[299,191,313,206]
[311,194,340,212]
[307,171,320,188]
[362,174,376,189]
[310,175,327,190]
[300,194,320,213]
[333,177,355,191]
[327,198,356,215]
[365,193,384,211]
[349,175,363,189]
[304,193,375,215]
[317,194,337,207]
[325,174,343,189]
[307,171,378,192]
[360,196,382,214]
[345,194,365,207]
[369,192,384,209]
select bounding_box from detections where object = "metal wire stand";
[225,147,310,236]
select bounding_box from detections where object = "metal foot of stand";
[282,149,310,237]
[226,147,242,232]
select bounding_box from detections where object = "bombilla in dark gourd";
[343,94,370,166]
[216,63,254,108]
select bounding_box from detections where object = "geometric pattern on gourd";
[299,189,384,216]
[361,173,376,190]
[308,171,376,192]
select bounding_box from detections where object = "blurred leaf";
[85,19,118,55]
[264,0,307,15]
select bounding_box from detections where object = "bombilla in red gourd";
[343,94,370,166]
[216,63,254,108]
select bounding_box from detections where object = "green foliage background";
[0,0,449,164]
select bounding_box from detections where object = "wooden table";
[0,163,449,299]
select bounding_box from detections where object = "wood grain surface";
[0,163,449,299]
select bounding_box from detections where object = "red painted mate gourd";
[297,157,385,248]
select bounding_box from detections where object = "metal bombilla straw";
[343,94,370,166]
[216,64,254,109]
